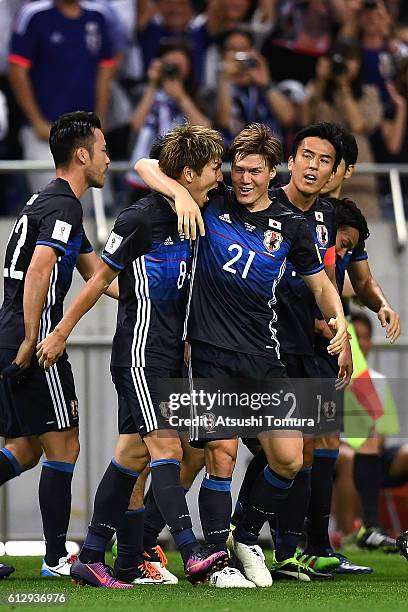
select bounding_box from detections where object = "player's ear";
[344,164,355,180]
[269,166,277,180]
[287,156,294,172]
[76,147,88,165]
[182,166,195,184]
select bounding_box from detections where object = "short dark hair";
[335,197,370,243]
[291,122,343,172]
[334,124,359,167]
[219,28,254,52]
[158,124,224,179]
[229,123,282,169]
[350,312,372,337]
[49,111,101,168]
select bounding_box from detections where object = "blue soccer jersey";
[0,179,92,349]
[273,188,337,356]
[101,193,191,368]
[186,186,324,361]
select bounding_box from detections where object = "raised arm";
[134,158,204,239]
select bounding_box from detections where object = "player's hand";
[36,330,66,370]
[377,305,400,344]
[336,341,353,390]
[14,338,36,371]
[33,118,52,141]
[327,317,348,355]
[174,191,205,240]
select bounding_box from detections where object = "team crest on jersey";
[105,231,123,254]
[263,229,283,252]
[323,400,336,420]
[315,211,324,222]
[316,224,328,247]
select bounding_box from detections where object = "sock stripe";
[125,507,145,515]
[0,448,22,476]
[42,460,75,473]
[263,465,293,490]
[201,475,232,492]
[314,449,339,459]
[150,459,180,469]
[111,457,140,477]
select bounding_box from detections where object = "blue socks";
[0,448,22,485]
[199,474,232,552]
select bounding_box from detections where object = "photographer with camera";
[214,28,295,145]
[304,41,383,219]
[126,41,210,199]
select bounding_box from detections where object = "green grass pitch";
[1,550,408,611]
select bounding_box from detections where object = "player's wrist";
[53,325,68,342]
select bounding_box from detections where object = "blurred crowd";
[1,0,408,219]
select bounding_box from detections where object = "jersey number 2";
[222,244,255,279]
[4,215,28,280]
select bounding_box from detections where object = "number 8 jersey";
[0,179,92,349]
[186,185,324,362]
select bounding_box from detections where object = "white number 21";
[222,244,255,279]
[4,214,28,280]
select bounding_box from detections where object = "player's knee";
[207,447,235,478]
[5,441,41,472]
[274,456,303,480]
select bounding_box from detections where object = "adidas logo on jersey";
[164,236,174,246]
[244,222,256,232]
[219,213,232,223]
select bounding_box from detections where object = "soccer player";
[0,111,114,577]
[229,123,354,582]
[37,124,229,588]
[133,122,348,588]
[302,127,400,571]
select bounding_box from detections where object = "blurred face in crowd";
[222,32,255,86]
[83,128,110,188]
[187,158,223,207]
[335,225,360,260]
[161,49,191,81]
[320,159,355,197]
[231,154,276,211]
[225,0,250,22]
[353,319,372,357]
[158,0,192,32]
[288,137,336,197]
[359,1,390,38]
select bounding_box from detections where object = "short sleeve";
[97,14,115,65]
[350,240,368,262]
[9,7,40,68]
[101,208,152,270]
[80,230,93,254]
[289,219,325,276]
[36,196,82,255]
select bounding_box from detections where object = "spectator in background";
[372,57,408,217]
[127,41,210,199]
[340,0,394,103]
[137,0,210,85]
[303,42,383,219]
[275,79,307,160]
[213,29,295,146]
[8,0,117,193]
[261,0,347,84]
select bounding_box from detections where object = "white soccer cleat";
[209,567,256,588]
[40,554,77,577]
[232,539,272,587]
[143,546,178,584]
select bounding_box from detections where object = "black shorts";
[313,345,344,434]
[111,364,183,438]
[0,348,78,438]
[189,341,290,446]
[281,352,343,434]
